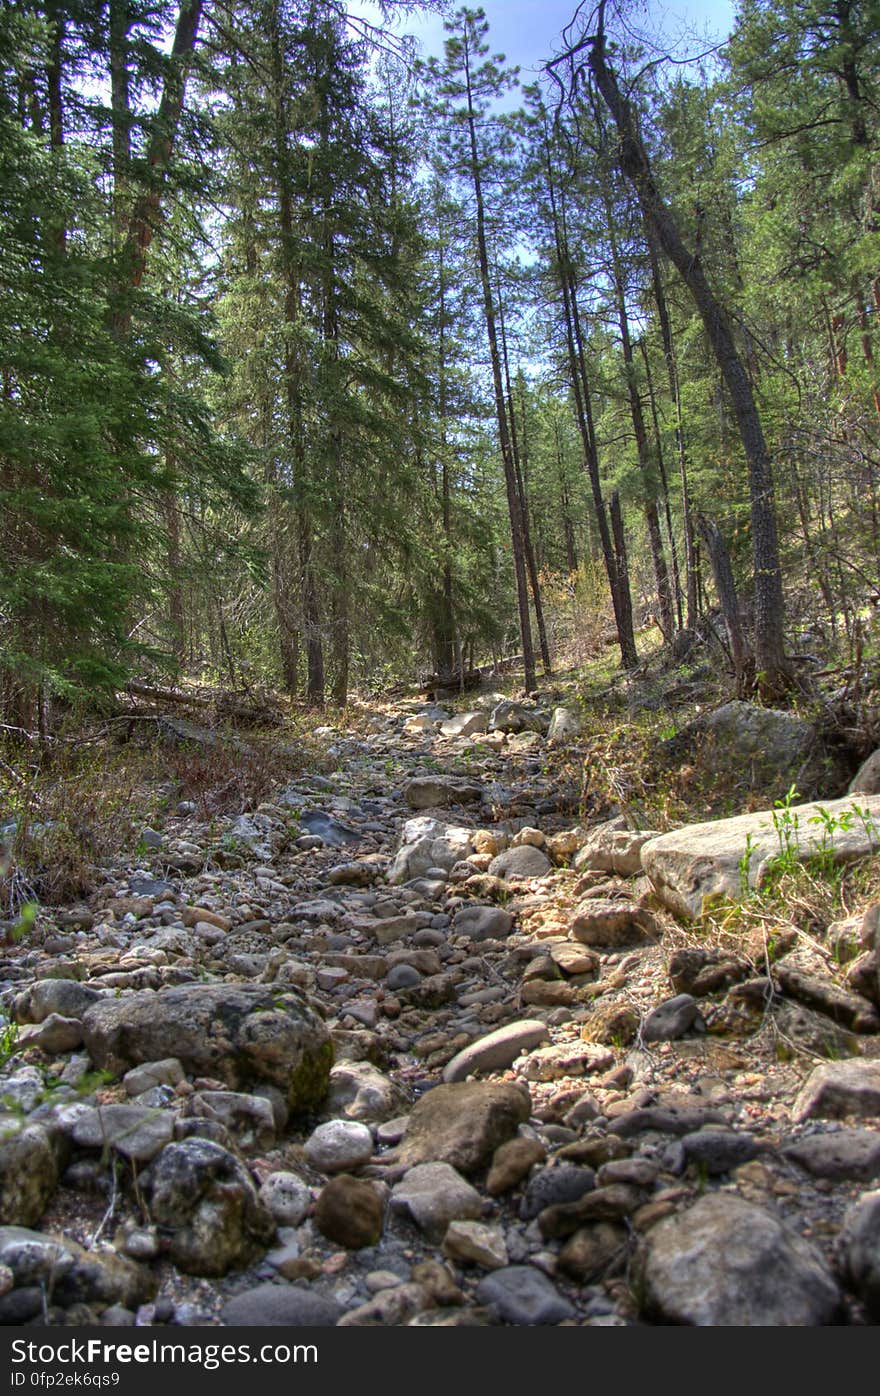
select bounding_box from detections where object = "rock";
[642,994,705,1042]
[487,846,552,881]
[547,707,581,745]
[519,1042,613,1082]
[775,961,880,1033]
[298,810,360,848]
[259,1172,311,1227]
[642,795,880,922]
[681,1130,759,1174]
[664,700,839,800]
[451,906,514,941]
[399,1082,530,1176]
[581,1001,640,1047]
[18,1014,84,1054]
[304,1120,373,1174]
[68,1103,175,1163]
[314,1175,384,1249]
[327,862,375,887]
[839,1189,880,1319]
[442,1220,508,1270]
[557,1223,628,1282]
[389,818,473,884]
[521,1165,596,1221]
[569,898,659,947]
[668,947,751,997]
[188,1092,275,1153]
[0,1123,58,1227]
[488,702,547,735]
[404,777,483,810]
[783,1129,880,1182]
[0,1226,153,1311]
[475,1266,575,1326]
[442,1020,549,1083]
[486,1137,546,1195]
[386,964,421,989]
[639,1193,841,1325]
[221,1284,341,1327]
[549,942,600,977]
[439,712,487,739]
[82,983,332,1113]
[793,1060,880,1123]
[338,1281,429,1326]
[390,1162,483,1241]
[573,822,659,877]
[325,1061,409,1124]
[846,951,880,1008]
[849,749,880,795]
[148,1139,275,1277]
[13,980,101,1025]
[536,1184,643,1239]
[123,1060,185,1096]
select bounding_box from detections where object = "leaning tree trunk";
[586,27,792,700]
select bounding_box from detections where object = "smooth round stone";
[221,1284,341,1327]
[259,1171,312,1225]
[304,1119,374,1174]
[385,964,422,990]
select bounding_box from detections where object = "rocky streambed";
[1,693,880,1328]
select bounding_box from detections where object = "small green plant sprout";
[11,900,38,944]
[806,805,855,877]
[850,802,880,845]
[769,784,802,875]
[0,1021,19,1067]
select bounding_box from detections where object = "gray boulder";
[839,1189,880,1319]
[149,1139,275,1277]
[642,794,880,922]
[639,1193,841,1325]
[82,983,332,1113]
[0,1123,58,1226]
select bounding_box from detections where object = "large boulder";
[573,820,660,877]
[638,1193,841,1326]
[0,1226,154,1312]
[398,1081,531,1176]
[82,983,332,1113]
[0,1122,59,1226]
[850,749,880,796]
[148,1138,275,1277]
[642,794,880,922]
[839,1189,880,1319]
[388,817,473,884]
[662,700,844,800]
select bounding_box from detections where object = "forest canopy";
[2,0,879,722]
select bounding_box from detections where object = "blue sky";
[347,0,737,74]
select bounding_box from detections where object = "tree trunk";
[111,0,204,338]
[697,514,749,692]
[462,35,536,693]
[541,127,637,667]
[587,27,791,698]
[496,276,552,676]
[603,191,674,639]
